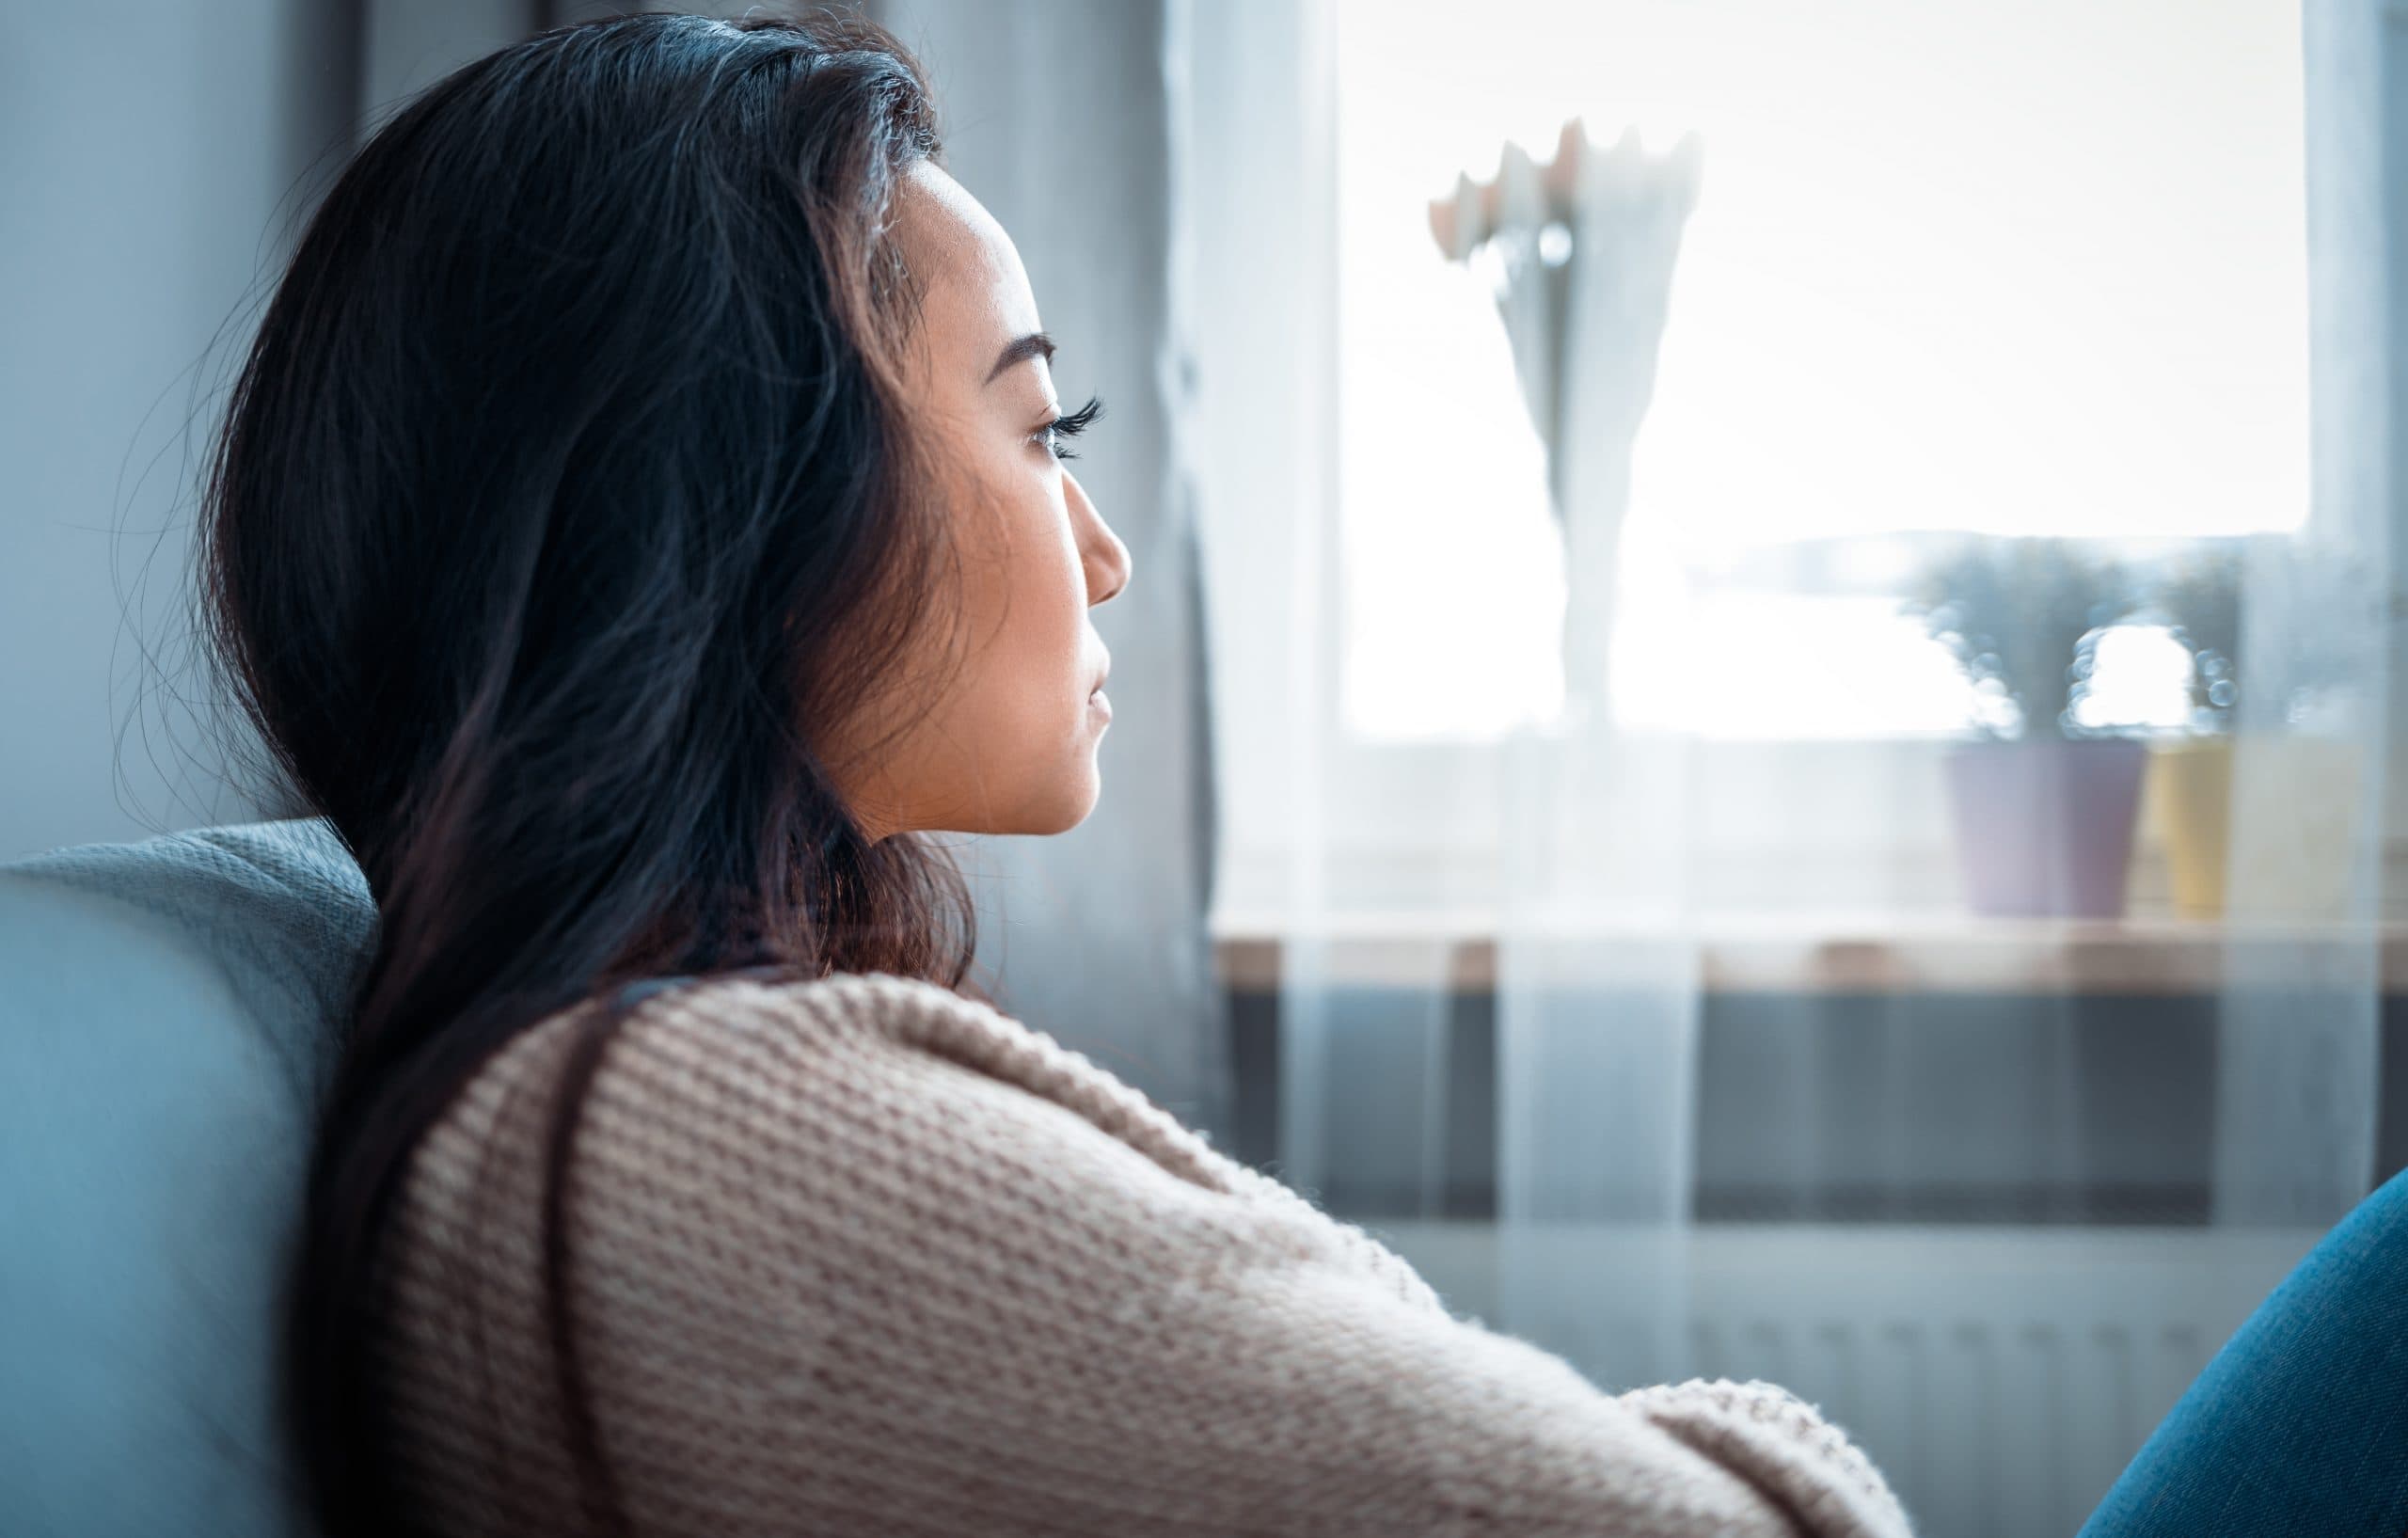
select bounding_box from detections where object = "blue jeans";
[2078,1165,2408,1536]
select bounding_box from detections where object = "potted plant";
[1903,536,2147,919]
[2143,545,2242,918]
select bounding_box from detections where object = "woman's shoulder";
[573,970,1225,1180]
[452,968,1083,1118]
[393,966,1432,1323]
[382,966,1450,1387]
[411,968,1259,1238]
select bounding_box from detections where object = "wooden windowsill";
[1212,915,2408,996]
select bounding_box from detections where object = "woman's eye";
[1037,394,1105,461]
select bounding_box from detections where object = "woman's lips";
[1088,689,1112,722]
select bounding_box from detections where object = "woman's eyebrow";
[986,331,1055,385]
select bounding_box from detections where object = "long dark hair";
[195,11,980,1535]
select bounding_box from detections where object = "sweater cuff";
[1617,1378,1914,1538]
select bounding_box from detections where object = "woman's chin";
[1037,758,1104,835]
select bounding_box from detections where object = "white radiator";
[1373,1221,2323,1538]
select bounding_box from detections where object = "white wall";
[0,0,359,860]
[0,0,569,863]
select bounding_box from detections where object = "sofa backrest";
[0,817,373,1538]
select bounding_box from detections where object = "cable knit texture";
[374,971,1914,1536]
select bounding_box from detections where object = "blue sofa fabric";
[0,818,372,1538]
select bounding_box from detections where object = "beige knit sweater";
[374,970,1913,1536]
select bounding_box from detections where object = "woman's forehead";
[896,163,1041,366]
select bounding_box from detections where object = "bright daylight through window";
[1337,0,2307,741]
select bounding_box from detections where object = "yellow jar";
[2145,737,2233,919]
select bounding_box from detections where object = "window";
[1335,0,2308,742]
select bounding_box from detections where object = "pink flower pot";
[1941,737,2147,919]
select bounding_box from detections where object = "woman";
[203,12,1910,1535]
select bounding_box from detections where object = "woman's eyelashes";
[1035,394,1105,461]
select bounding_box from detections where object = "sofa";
[0,817,374,1538]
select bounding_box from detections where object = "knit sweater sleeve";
[380,971,1914,1538]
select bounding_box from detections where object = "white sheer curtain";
[1196,2,2398,1531]
[2213,0,2393,1229]
[1437,125,1712,1387]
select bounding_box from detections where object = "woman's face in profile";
[832,161,1131,842]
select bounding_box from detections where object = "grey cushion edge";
[1,817,378,1107]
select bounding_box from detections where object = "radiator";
[1372,1221,2323,1538]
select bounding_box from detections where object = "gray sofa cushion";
[0,818,373,1538]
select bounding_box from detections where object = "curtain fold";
[2212,0,2394,1229]
[1463,125,1709,1389]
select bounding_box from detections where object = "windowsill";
[1211,913,2408,995]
